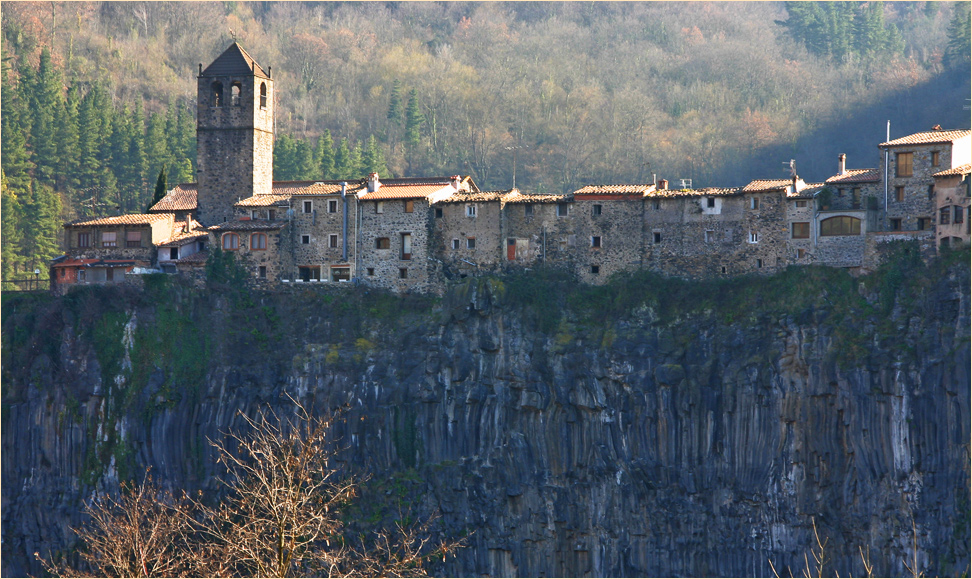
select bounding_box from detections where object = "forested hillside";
[2,1,970,285]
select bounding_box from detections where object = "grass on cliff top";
[495,241,970,330]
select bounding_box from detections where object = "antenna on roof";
[782,159,797,177]
[678,178,692,189]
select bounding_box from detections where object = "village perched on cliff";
[51,43,971,294]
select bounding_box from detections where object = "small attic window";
[211,82,223,107]
[260,82,268,108]
[231,82,242,107]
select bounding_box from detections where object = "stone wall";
[280,194,356,283]
[433,199,505,278]
[570,197,644,284]
[502,200,572,267]
[880,143,951,231]
[934,173,971,249]
[357,198,436,293]
[813,210,868,268]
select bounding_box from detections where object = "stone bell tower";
[195,42,274,226]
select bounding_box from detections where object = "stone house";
[149,183,199,223]
[356,174,476,293]
[500,191,575,268]
[570,185,652,283]
[878,129,972,233]
[823,154,882,213]
[210,219,287,281]
[932,163,971,249]
[432,190,509,279]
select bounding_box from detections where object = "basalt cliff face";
[2,254,969,578]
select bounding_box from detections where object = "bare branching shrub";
[39,400,466,578]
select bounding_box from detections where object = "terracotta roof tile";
[210,220,286,232]
[787,183,827,199]
[741,179,793,193]
[501,192,572,204]
[574,184,655,195]
[646,187,739,198]
[933,163,972,177]
[159,219,209,247]
[359,183,453,200]
[825,169,880,184]
[434,190,513,203]
[66,213,173,227]
[150,183,198,212]
[236,194,295,208]
[880,129,971,147]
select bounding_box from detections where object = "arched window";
[260,82,267,109]
[250,233,267,250]
[819,216,861,237]
[222,233,239,250]
[231,82,242,107]
[211,82,223,107]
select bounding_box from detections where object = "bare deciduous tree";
[39,400,466,578]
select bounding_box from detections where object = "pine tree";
[1,171,25,286]
[404,89,425,149]
[273,134,298,180]
[19,182,63,277]
[315,130,335,179]
[294,138,315,180]
[55,83,82,197]
[1,65,35,194]
[148,165,167,212]
[30,48,65,186]
[387,79,404,125]
[333,138,352,178]
[361,135,389,177]
[143,112,170,190]
[348,141,363,177]
[945,2,972,68]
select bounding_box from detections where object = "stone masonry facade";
[55,43,972,294]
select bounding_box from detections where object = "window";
[889,218,902,231]
[251,210,259,220]
[435,208,443,218]
[331,267,351,282]
[591,265,600,275]
[751,197,760,210]
[653,231,662,244]
[524,204,534,217]
[301,235,310,244]
[704,230,714,243]
[917,217,931,230]
[466,237,476,249]
[591,236,601,248]
[298,266,321,282]
[231,82,242,106]
[405,200,414,213]
[102,232,117,247]
[940,207,951,225]
[896,152,913,177]
[820,216,862,236]
[465,204,476,217]
[366,267,375,276]
[592,204,602,216]
[749,231,760,243]
[797,248,806,259]
[399,268,408,279]
[796,200,808,208]
[955,206,964,224]
[376,237,390,249]
[222,233,239,250]
[259,266,267,278]
[106,268,114,282]
[375,202,384,214]
[557,203,569,217]
[251,233,267,250]
[852,187,861,208]
[721,266,727,274]
[931,151,940,167]
[260,82,267,108]
[836,188,844,198]
[329,234,339,248]
[707,197,715,208]
[791,222,810,239]
[78,232,91,248]
[451,239,459,250]
[303,200,313,214]
[895,186,905,202]
[401,233,412,260]
[211,82,223,107]
[756,259,763,268]
[651,199,660,210]
[928,184,935,200]
[170,248,179,260]
[268,209,276,220]
[328,200,338,213]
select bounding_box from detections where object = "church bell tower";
[195,42,273,226]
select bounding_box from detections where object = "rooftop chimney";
[451,175,462,191]
[658,178,668,190]
[367,172,381,193]
[838,153,846,175]
[791,174,799,192]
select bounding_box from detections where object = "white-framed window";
[102,232,117,247]
[751,197,760,210]
[591,236,601,248]
[704,230,714,243]
[451,238,460,250]
[592,204,602,216]
[557,203,569,217]
[466,237,476,249]
[749,231,759,243]
[329,234,339,248]
[328,199,338,213]
[466,204,477,217]
[303,200,313,214]
[375,201,384,214]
